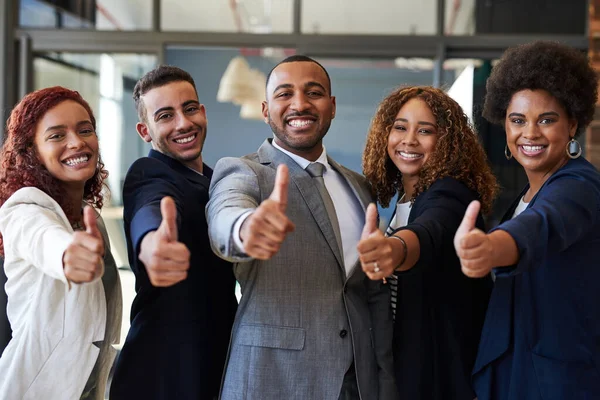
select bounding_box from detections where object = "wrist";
[388,235,407,270]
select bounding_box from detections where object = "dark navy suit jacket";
[110,150,237,400]
[473,157,600,400]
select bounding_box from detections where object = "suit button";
[339,329,348,338]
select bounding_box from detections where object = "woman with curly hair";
[0,86,122,399]
[358,85,498,399]
[454,41,600,399]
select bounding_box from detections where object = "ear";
[136,122,152,143]
[331,96,337,119]
[261,101,269,124]
[568,117,578,139]
[199,104,207,117]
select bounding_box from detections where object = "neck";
[524,157,569,202]
[273,138,323,162]
[63,184,85,222]
[183,155,204,174]
[401,176,418,201]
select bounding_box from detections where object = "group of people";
[0,39,597,400]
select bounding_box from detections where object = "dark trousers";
[338,362,359,400]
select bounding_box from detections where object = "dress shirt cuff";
[232,210,253,253]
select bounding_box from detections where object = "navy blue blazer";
[110,150,237,400]
[473,157,600,400]
[389,177,493,400]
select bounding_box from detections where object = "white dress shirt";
[233,140,364,275]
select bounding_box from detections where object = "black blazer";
[389,177,493,400]
[110,150,238,400]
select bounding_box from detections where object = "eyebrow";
[153,100,200,118]
[394,118,436,127]
[272,81,328,95]
[44,120,93,133]
[508,111,560,118]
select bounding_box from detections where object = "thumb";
[455,200,480,246]
[269,164,289,211]
[158,196,178,242]
[361,203,379,240]
[83,206,101,239]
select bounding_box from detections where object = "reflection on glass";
[444,0,475,35]
[301,0,437,35]
[20,0,152,30]
[161,0,293,32]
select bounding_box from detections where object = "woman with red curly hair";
[358,86,498,399]
[0,86,122,399]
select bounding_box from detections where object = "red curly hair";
[0,86,108,255]
[363,86,498,213]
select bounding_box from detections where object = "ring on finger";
[373,262,380,273]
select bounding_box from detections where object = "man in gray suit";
[207,55,397,400]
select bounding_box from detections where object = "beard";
[268,114,331,153]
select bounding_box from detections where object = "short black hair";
[133,65,198,122]
[483,41,598,137]
[265,55,332,95]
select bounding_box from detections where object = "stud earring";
[566,137,582,159]
[504,144,513,160]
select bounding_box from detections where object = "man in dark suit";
[110,65,237,400]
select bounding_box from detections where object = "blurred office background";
[1,0,598,380]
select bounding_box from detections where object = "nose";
[290,93,311,112]
[66,131,86,149]
[401,129,419,146]
[522,122,541,140]
[175,112,195,132]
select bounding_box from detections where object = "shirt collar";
[272,139,329,170]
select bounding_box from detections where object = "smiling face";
[34,100,99,192]
[136,80,207,171]
[505,89,577,183]
[262,61,336,161]
[387,97,439,187]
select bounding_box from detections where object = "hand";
[357,203,394,280]
[240,164,295,260]
[63,206,105,283]
[139,196,191,287]
[454,200,494,278]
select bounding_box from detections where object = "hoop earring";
[566,137,582,159]
[504,144,513,160]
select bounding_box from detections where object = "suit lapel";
[148,149,211,191]
[257,140,345,270]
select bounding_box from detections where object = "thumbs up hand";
[357,204,393,280]
[62,206,105,283]
[139,196,190,287]
[240,164,295,260]
[454,200,493,278]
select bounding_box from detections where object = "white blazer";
[0,187,108,400]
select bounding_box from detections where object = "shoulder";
[420,177,477,204]
[212,154,262,180]
[126,156,171,177]
[1,187,62,212]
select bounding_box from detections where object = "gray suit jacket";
[207,139,397,400]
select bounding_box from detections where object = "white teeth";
[288,119,313,128]
[64,156,89,166]
[522,145,544,152]
[175,135,194,144]
[398,151,422,159]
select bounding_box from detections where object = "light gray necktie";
[306,162,344,257]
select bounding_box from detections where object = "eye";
[48,133,63,140]
[80,128,94,135]
[157,113,172,120]
[393,125,406,131]
[185,106,199,113]
[418,128,433,135]
[276,92,292,99]
[510,118,525,124]
[539,118,556,124]
[307,91,323,98]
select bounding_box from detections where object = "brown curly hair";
[483,41,597,137]
[363,86,498,213]
[0,86,109,255]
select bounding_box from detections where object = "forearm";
[389,230,420,272]
[488,229,519,267]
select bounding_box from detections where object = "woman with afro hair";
[454,41,600,399]
[0,86,122,399]
[358,85,498,399]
